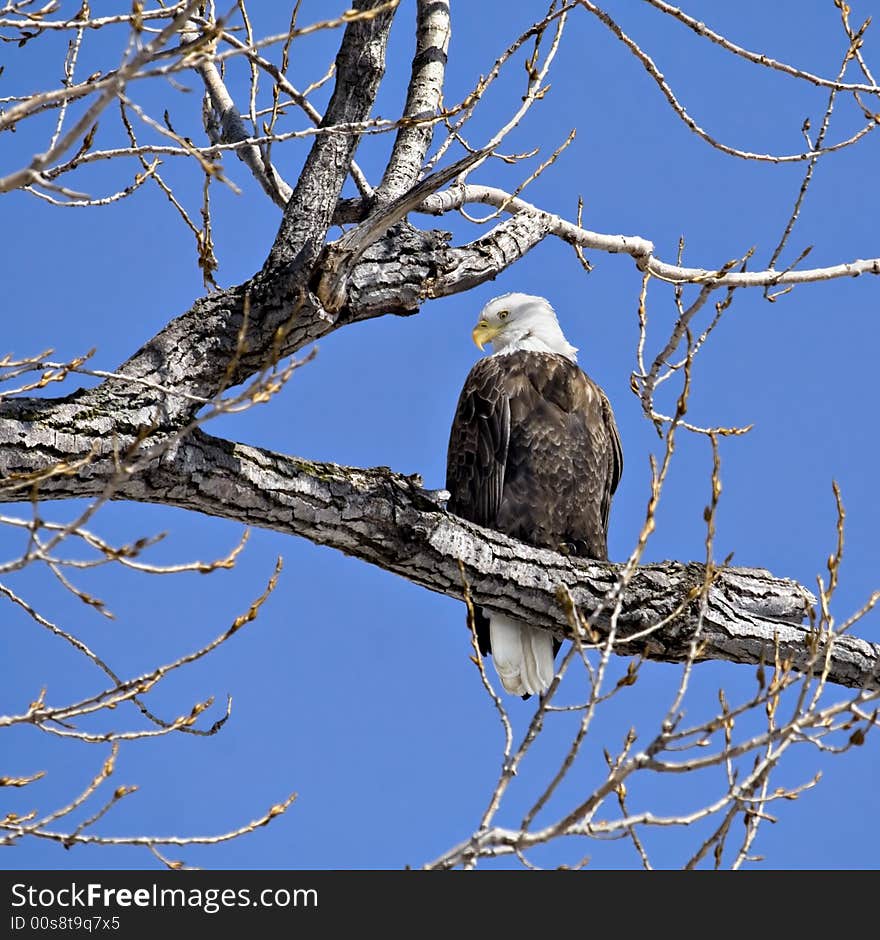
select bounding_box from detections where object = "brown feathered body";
[446,349,622,686]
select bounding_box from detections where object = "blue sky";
[2,0,878,870]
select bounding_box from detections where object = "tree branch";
[375,0,450,201]
[185,20,293,208]
[264,0,398,274]
[0,0,204,194]
[417,183,880,287]
[11,165,879,442]
[1,425,876,690]
[643,0,880,96]
[85,0,400,426]
[205,21,374,198]
[316,148,485,313]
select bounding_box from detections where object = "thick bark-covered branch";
[1,423,876,691]
[70,204,544,433]
[96,0,397,427]
[263,1,397,273]
[316,149,484,313]
[375,0,451,201]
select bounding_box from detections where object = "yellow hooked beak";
[472,320,501,351]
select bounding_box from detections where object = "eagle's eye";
[498,310,509,320]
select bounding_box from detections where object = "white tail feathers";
[488,613,555,697]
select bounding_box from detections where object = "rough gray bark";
[2,420,878,690]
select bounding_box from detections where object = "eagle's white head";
[471,292,578,362]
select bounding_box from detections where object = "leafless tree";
[1,0,878,869]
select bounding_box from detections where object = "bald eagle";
[445,293,622,698]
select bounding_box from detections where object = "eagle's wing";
[600,388,623,535]
[445,357,511,529]
[445,359,511,657]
